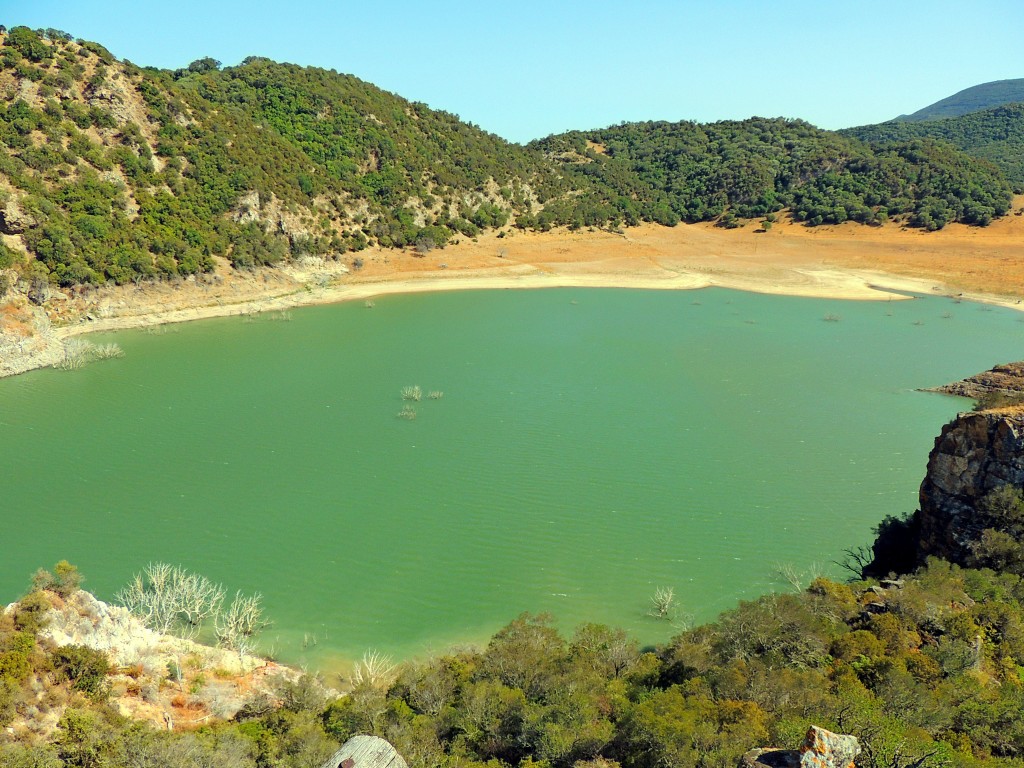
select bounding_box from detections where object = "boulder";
[800,726,861,768]
[741,727,859,768]
[0,201,36,234]
[320,735,408,768]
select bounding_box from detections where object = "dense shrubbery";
[532,119,1013,229]
[7,558,1024,767]
[842,104,1024,192]
[0,28,570,287]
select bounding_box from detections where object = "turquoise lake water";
[2,287,1022,670]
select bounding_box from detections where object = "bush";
[31,560,82,598]
[51,645,110,700]
[12,590,50,633]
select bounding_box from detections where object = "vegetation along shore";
[2,27,1024,377]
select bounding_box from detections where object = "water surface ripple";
[3,287,1021,668]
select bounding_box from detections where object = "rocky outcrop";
[321,735,409,768]
[930,362,1024,399]
[1,589,305,738]
[741,727,860,768]
[915,407,1024,564]
[31,589,262,674]
[0,199,36,234]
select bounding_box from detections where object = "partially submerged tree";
[215,591,271,654]
[117,563,225,640]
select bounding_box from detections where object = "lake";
[3,287,1022,670]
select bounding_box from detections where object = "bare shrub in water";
[649,586,677,620]
[117,563,225,639]
[401,385,422,401]
[91,343,124,360]
[397,405,417,420]
[428,391,444,400]
[56,339,94,370]
[216,592,271,654]
[349,650,396,689]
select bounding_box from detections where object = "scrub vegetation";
[0,25,1015,296]
[7,556,1024,767]
[843,103,1024,191]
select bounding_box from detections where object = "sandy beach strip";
[3,201,1024,377]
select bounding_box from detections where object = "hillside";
[532,118,1012,229]
[895,78,1024,122]
[842,103,1024,191]
[0,25,1015,297]
[0,27,577,291]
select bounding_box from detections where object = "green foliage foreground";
[6,559,1024,767]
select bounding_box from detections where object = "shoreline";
[49,267,948,337]
[4,211,1024,378]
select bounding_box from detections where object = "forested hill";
[0,27,573,289]
[0,26,1015,292]
[895,78,1024,122]
[842,103,1024,192]
[533,119,1012,229]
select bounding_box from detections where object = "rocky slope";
[915,405,1024,564]
[927,361,1024,400]
[2,589,300,740]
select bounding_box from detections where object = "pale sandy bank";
[3,199,1023,378]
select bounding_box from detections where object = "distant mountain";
[895,78,1024,122]
[843,103,1024,191]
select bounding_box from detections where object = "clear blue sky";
[3,0,1022,143]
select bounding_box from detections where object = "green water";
[3,288,1022,669]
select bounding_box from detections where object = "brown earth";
[2,199,1024,378]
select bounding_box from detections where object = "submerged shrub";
[55,340,124,370]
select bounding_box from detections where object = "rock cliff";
[867,363,1024,577]
[915,406,1024,564]
[927,361,1024,401]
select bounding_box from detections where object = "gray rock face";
[799,726,860,768]
[917,409,1024,562]
[320,735,408,768]
[0,200,36,234]
[741,726,859,768]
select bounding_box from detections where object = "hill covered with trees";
[0,25,1015,294]
[894,79,1024,122]
[532,119,1013,230]
[843,103,1024,192]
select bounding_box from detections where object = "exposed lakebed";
[3,287,1022,670]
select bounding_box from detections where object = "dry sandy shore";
[3,201,1024,378]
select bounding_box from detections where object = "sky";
[2,0,1023,144]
